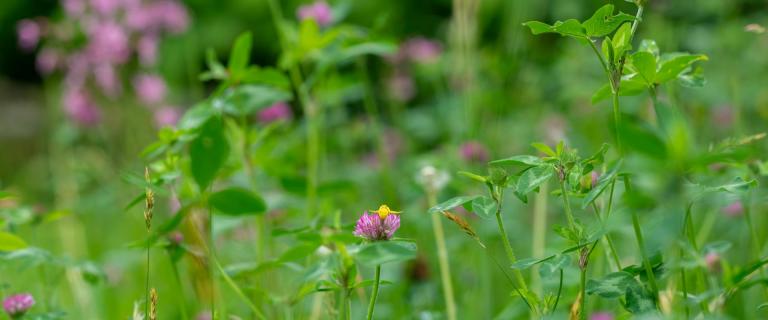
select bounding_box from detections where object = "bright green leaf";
[523,19,587,39]
[228,32,253,74]
[428,196,481,214]
[656,54,708,84]
[355,241,417,266]
[583,5,635,37]
[0,232,28,251]
[531,143,557,157]
[631,51,657,86]
[489,155,543,167]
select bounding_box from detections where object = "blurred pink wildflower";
[459,141,490,163]
[297,1,333,26]
[3,293,35,317]
[258,102,293,124]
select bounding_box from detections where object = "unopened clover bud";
[705,252,721,273]
[488,167,509,187]
[580,171,599,190]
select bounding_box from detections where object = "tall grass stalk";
[427,189,458,320]
[531,183,548,294]
[266,0,320,218]
[168,256,189,320]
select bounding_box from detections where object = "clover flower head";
[3,293,35,317]
[354,207,401,241]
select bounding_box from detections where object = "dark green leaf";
[618,116,667,158]
[219,85,292,116]
[516,165,555,197]
[586,271,635,298]
[190,118,229,190]
[623,280,657,314]
[471,196,496,219]
[209,187,267,215]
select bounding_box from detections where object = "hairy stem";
[366,265,382,320]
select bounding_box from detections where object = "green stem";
[559,180,576,231]
[494,188,529,291]
[591,203,622,271]
[266,0,319,218]
[612,91,623,154]
[680,252,690,319]
[579,266,587,320]
[208,197,217,319]
[366,265,382,320]
[625,176,660,303]
[428,191,458,320]
[588,40,611,78]
[214,258,267,320]
[531,183,549,294]
[649,87,664,129]
[169,256,190,320]
[145,240,151,319]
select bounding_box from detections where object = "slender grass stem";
[366,265,382,320]
[145,241,151,319]
[624,176,660,303]
[169,255,189,320]
[611,92,623,154]
[427,191,458,320]
[579,266,587,320]
[680,251,690,319]
[591,203,622,270]
[214,258,267,320]
[558,180,576,231]
[266,0,319,218]
[532,183,548,294]
[493,188,528,291]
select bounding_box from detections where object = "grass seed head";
[149,288,157,320]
